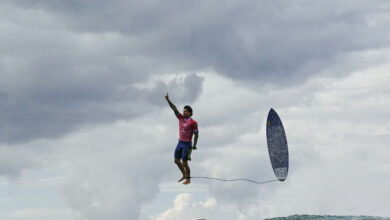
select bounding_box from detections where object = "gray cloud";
[1,0,208,143]
[0,23,204,143]
[0,73,203,143]
[6,0,389,84]
[2,0,389,143]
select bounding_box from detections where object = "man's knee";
[174,158,181,165]
[182,160,188,167]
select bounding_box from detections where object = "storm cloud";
[2,0,389,143]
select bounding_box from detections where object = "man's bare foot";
[183,178,191,185]
[177,176,186,182]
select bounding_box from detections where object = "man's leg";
[182,160,191,185]
[175,158,186,182]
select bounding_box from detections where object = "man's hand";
[165,92,169,101]
[192,145,197,150]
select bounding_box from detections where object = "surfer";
[165,92,199,185]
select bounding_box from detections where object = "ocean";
[265,215,390,220]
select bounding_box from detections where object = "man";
[165,92,199,185]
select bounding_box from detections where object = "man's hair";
[184,105,193,116]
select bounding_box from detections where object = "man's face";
[183,108,191,118]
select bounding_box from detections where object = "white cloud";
[54,118,174,220]
[248,50,390,218]
[150,48,390,219]
[152,193,218,220]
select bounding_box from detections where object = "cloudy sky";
[1,0,390,219]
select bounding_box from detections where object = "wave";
[265,215,390,220]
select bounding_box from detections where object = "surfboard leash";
[189,176,278,185]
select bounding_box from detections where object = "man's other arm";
[193,131,198,150]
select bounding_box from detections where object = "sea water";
[265,215,390,220]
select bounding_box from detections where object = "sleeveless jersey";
[176,113,198,142]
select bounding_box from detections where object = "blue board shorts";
[174,140,192,161]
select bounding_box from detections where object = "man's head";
[183,105,193,118]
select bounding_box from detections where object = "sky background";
[1,0,390,219]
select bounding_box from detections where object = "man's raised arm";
[165,92,179,116]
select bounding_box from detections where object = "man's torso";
[177,113,198,142]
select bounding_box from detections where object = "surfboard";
[266,108,289,181]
